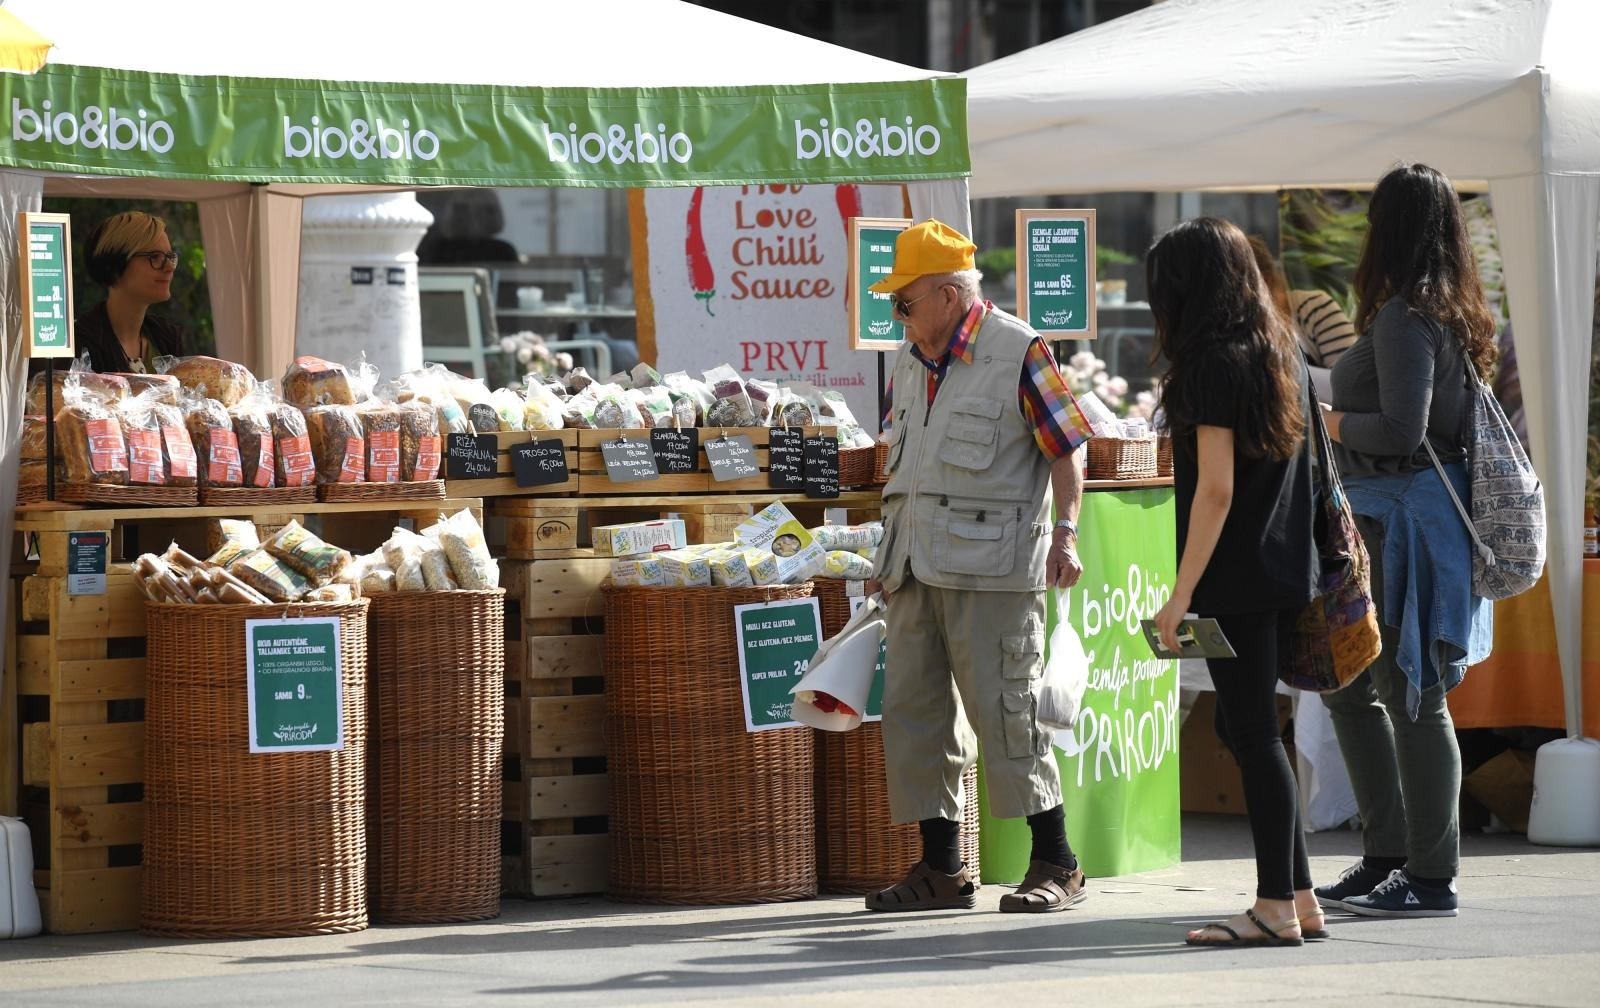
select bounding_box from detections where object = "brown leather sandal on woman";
[997,859,1087,914]
[865,862,978,912]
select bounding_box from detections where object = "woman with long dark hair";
[1315,163,1495,918]
[1148,217,1323,947]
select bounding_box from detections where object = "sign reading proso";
[18,212,73,359]
[2,68,970,187]
[848,217,910,351]
[1016,209,1097,338]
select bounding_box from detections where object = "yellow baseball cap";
[868,219,977,294]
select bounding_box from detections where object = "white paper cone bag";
[790,594,884,732]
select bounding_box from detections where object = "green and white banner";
[1,65,969,187]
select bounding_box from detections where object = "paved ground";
[2,814,1596,1007]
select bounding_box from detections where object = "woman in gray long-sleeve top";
[1316,164,1498,921]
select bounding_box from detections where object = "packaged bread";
[27,366,129,416]
[57,376,129,485]
[20,415,50,461]
[281,355,355,409]
[116,389,168,485]
[19,460,59,489]
[227,547,310,603]
[262,519,351,582]
[228,384,277,489]
[269,400,316,487]
[141,393,195,486]
[110,372,181,404]
[181,387,243,489]
[396,400,441,481]
[305,403,366,484]
[356,396,404,484]
[161,355,254,408]
[431,509,499,589]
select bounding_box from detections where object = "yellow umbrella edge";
[0,8,52,75]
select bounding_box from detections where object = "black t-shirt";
[55,301,187,375]
[1172,354,1318,616]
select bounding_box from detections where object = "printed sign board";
[1015,209,1097,338]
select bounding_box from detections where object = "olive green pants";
[881,575,1062,823]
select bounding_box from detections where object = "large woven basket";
[1086,436,1158,480]
[838,446,877,488]
[1156,435,1173,478]
[603,583,817,905]
[873,442,890,483]
[142,600,370,938]
[810,579,979,892]
[366,590,505,924]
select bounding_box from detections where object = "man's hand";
[865,578,891,605]
[1047,530,1082,588]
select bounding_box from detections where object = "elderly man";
[865,219,1092,914]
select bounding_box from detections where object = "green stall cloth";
[978,486,1180,880]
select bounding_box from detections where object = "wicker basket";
[874,442,890,483]
[603,583,817,905]
[141,600,370,938]
[1085,436,1158,481]
[60,482,198,506]
[1156,435,1173,478]
[810,579,979,892]
[317,479,445,503]
[365,590,504,924]
[199,484,319,506]
[838,446,877,488]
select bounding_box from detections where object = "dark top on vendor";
[59,210,188,374]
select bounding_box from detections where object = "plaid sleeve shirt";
[883,300,1093,461]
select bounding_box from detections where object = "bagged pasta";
[398,398,442,481]
[522,381,566,431]
[630,362,663,389]
[281,355,355,409]
[57,374,129,485]
[228,547,310,602]
[662,370,714,426]
[811,524,881,551]
[180,386,243,489]
[262,519,351,581]
[703,364,759,427]
[821,550,875,579]
[351,550,397,594]
[356,389,404,484]
[304,583,357,603]
[160,354,254,408]
[746,378,778,425]
[418,545,459,591]
[228,383,277,489]
[632,386,675,428]
[115,388,167,485]
[381,526,431,571]
[563,366,596,395]
[489,387,526,432]
[431,509,499,589]
[588,383,642,429]
[206,518,261,568]
[305,401,366,484]
[394,555,427,592]
[560,385,601,428]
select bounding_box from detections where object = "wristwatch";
[1053,518,1078,538]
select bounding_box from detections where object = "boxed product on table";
[609,556,665,587]
[659,549,712,588]
[734,502,826,583]
[593,518,686,558]
[742,548,780,586]
[705,547,753,588]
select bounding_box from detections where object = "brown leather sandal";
[998,859,1087,913]
[865,862,978,912]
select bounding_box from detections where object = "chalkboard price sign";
[706,434,759,482]
[601,438,660,483]
[649,428,699,474]
[768,427,805,490]
[512,438,570,487]
[446,433,498,479]
[803,434,840,498]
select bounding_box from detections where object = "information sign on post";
[734,597,823,732]
[66,531,108,597]
[18,212,74,359]
[1015,209,1097,339]
[245,617,345,753]
[848,216,911,351]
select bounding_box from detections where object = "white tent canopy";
[968,0,1600,739]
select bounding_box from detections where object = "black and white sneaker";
[1315,860,1395,912]
[1342,869,1458,918]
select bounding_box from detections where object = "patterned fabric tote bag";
[1282,390,1383,693]
[1422,360,1545,601]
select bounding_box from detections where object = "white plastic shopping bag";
[1037,591,1089,730]
[789,593,884,732]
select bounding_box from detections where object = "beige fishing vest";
[875,308,1053,593]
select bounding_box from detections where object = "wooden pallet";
[6,497,484,933]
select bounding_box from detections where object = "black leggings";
[1206,608,1313,901]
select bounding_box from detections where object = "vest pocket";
[938,398,1002,471]
[933,513,1017,577]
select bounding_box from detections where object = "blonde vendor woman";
[75,210,188,373]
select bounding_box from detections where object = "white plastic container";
[0,816,42,938]
[1528,737,1600,846]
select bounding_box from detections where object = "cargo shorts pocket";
[1000,630,1044,758]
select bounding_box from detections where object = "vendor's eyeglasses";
[131,250,179,269]
[892,283,952,319]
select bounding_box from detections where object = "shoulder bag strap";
[1422,429,1495,567]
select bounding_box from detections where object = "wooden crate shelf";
[444,429,579,500]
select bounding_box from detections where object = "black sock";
[1408,873,1452,888]
[918,817,961,875]
[1026,805,1076,871]
[1364,856,1406,874]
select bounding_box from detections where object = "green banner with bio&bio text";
[1,65,969,188]
[979,486,1180,879]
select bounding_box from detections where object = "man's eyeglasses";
[892,283,952,319]
[131,250,179,269]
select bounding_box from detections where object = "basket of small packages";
[1078,392,1159,481]
[132,508,503,935]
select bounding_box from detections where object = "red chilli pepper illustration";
[836,184,863,313]
[685,187,716,317]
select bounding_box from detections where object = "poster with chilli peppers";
[640,184,904,431]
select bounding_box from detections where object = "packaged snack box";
[659,549,712,588]
[706,548,754,587]
[609,557,665,586]
[742,548,780,586]
[593,518,686,558]
[735,502,827,583]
